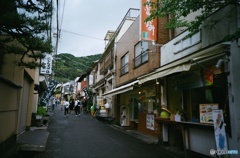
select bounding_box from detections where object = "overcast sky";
[55,0,140,57]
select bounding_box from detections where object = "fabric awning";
[138,62,191,84]
[138,43,228,84]
[102,80,139,96]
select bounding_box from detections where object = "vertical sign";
[213,110,228,155]
[97,96,103,106]
[40,54,53,75]
[146,114,155,130]
[140,0,157,41]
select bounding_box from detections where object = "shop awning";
[138,62,191,84]
[102,80,139,96]
[138,43,228,84]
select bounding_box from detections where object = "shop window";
[182,74,229,125]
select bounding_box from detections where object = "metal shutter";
[18,77,30,134]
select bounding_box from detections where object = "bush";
[37,106,46,116]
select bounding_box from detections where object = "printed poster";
[146,114,155,130]
[97,96,103,106]
[199,104,218,124]
[213,110,228,155]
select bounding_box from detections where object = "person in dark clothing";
[64,99,69,117]
[74,99,80,116]
[69,98,75,114]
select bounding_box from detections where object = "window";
[120,52,129,75]
[134,41,149,67]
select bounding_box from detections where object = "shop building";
[102,6,170,137]
[138,4,240,157]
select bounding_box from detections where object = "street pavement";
[25,106,182,158]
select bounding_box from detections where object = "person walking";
[60,99,64,111]
[90,105,95,117]
[52,97,56,111]
[74,98,80,116]
[69,98,75,114]
[64,99,69,117]
[79,98,83,115]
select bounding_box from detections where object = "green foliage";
[37,106,46,116]
[145,0,239,38]
[53,53,102,83]
[0,0,53,68]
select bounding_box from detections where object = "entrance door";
[131,98,138,121]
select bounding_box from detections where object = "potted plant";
[36,106,46,119]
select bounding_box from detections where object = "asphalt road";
[33,106,174,158]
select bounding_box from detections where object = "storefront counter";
[155,118,214,158]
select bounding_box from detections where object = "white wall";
[161,31,201,66]
[188,129,215,157]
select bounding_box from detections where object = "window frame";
[134,41,149,68]
[120,52,129,76]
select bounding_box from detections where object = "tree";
[145,0,240,39]
[0,0,53,68]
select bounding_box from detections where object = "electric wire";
[61,29,105,41]
[59,0,66,38]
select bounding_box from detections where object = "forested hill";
[53,53,102,83]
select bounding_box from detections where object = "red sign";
[140,0,157,41]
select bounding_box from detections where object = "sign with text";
[40,54,53,75]
[146,114,155,130]
[213,110,228,155]
[140,0,157,41]
[199,104,218,124]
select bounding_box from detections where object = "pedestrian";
[52,97,56,111]
[75,98,80,116]
[104,98,110,116]
[90,105,95,117]
[69,98,75,114]
[60,99,64,111]
[79,98,83,114]
[64,99,69,117]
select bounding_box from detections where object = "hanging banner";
[213,110,228,155]
[140,0,157,41]
[40,54,53,75]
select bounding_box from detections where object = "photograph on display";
[199,104,218,123]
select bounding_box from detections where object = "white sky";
[55,0,140,57]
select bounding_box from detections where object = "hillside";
[53,53,102,83]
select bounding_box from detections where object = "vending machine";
[120,106,129,126]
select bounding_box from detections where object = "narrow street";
[30,106,176,158]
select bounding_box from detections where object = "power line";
[61,29,105,41]
[59,0,66,34]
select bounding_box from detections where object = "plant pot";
[36,115,42,120]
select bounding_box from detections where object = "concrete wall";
[228,41,240,154]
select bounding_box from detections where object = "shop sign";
[213,110,228,155]
[40,54,53,75]
[199,104,218,124]
[140,0,157,41]
[175,71,203,90]
[175,69,215,90]
[146,114,155,130]
[97,96,103,106]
